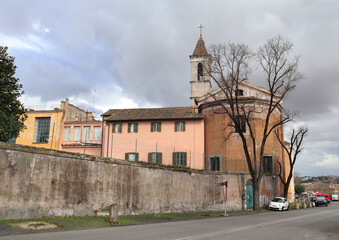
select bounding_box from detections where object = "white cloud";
[0,34,38,51]
[312,154,339,168]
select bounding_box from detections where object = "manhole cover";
[10,221,58,230]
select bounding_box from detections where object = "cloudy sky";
[1,0,338,176]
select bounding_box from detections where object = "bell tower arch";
[190,32,211,106]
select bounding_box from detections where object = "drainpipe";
[50,122,55,150]
[106,123,110,157]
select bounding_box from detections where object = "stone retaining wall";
[0,143,278,219]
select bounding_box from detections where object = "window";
[94,126,101,142]
[148,152,162,164]
[83,127,91,141]
[113,123,122,133]
[34,117,51,143]
[235,89,244,96]
[234,115,246,133]
[209,155,221,171]
[263,156,274,173]
[125,152,139,162]
[172,152,187,166]
[64,127,71,141]
[151,122,161,132]
[175,122,185,132]
[198,62,203,81]
[74,127,81,141]
[128,123,138,133]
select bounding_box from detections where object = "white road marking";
[174,209,339,240]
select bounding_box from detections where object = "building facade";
[16,98,101,153]
[101,107,205,169]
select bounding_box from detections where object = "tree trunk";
[283,184,289,199]
[253,179,261,211]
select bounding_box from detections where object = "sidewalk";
[0,209,269,237]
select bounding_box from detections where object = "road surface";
[1,202,338,240]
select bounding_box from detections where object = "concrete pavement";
[1,202,338,240]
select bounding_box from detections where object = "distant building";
[16,98,100,153]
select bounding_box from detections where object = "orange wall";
[203,107,285,174]
[16,111,64,150]
[102,119,205,169]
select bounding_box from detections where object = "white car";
[269,197,289,211]
[332,194,338,201]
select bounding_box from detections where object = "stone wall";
[0,143,278,220]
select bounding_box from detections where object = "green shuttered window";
[148,152,162,164]
[125,152,139,162]
[113,123,122,133]
[172,152,187,166]
[174,122,185,132]
[151,122,161,132]
[128,123,138,133]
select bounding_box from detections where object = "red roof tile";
[102,107,203,121]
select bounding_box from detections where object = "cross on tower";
[198,24,204,36]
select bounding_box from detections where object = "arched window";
[197,63,203,81]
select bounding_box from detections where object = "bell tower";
[190,29,211,106]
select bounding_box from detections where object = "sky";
[1,0,338,176]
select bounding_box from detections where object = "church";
[100,33,289,179]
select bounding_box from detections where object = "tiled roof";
[102,107,203,121]
[192,35,208,56]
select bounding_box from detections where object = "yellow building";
[16,109,64,150]
[16,98,94,150]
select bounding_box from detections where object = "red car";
[314,193,331,203]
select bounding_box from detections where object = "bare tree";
[206,36,303,210]
[276,126,308,198]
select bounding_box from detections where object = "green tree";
[295,184,305,194]
[0,46,26,142]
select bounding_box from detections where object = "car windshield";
[272,198,283,203]
[317,196,325,200]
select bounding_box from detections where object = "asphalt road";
[1,202,339,240]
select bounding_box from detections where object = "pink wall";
[60,121,103,156]
[102,119,205,169]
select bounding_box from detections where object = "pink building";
[60,119,103,156]
[59,99,103,156]
[101,107,205,169]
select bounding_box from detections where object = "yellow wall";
[16,111,64,150]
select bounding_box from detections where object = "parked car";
[332,194,338,201]
[314,193,331,203]
[310,196,317,202]
[314,196,328,207]
[268,197,289,211]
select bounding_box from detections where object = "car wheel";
[280,206,283,211]
[325,204,328,206]
[287,205,289,211]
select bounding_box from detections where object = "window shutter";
[151,123,154,132]
[128,124,131,133]
[172,152,176,165]
[125,153,128,160]
[119,124,122,133]
[112,124,115,133]
[136,153,139,161]
[159,123,161,132]
[135,123,138,132]
[148,153,152,163]
[159,153,162,164]
[183,122,186,132]
[174,122,178,132]
[183,152,187,166]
